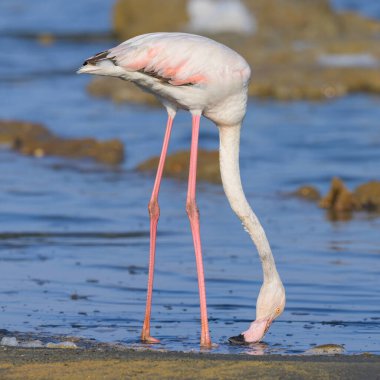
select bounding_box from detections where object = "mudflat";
[0,347,379,380]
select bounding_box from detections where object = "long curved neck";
[218,124,281,284]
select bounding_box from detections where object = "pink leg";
[141,114,174,344]
[186,114,212,348]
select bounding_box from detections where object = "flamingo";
[77,32,285,348]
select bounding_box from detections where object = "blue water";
[0,1,379,355]
[331,0,380,19]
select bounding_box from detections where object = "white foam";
[187,0,256,35]
[318,53,378,68]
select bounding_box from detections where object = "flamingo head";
[229,279,286,345]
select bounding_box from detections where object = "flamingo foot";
[141,335,160,344]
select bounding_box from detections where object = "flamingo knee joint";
[148,200,160,219]
[186,200,199,219]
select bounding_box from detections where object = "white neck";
[218,124,281,284]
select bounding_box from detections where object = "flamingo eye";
[275,307,281,314]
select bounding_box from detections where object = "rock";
[354,181,380,211]
[21,340,44,348]
[320,178,380,212]
[294,178,380,220]
[37,33,56,45]
[292,185,321,201]
[94,0,380,103]
[243,0,342,40]
[113,0,188,40]
[0,120,124,166]
[305,343,345,355]
[46,341,78,349]
[319,177,357,212]
[137,150,221,184]
[0,337,18,347]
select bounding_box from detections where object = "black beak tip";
[228,334,248,345]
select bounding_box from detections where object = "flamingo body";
[79,33,250,125]
[78,32,285,348]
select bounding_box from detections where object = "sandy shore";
[0,347,379,379]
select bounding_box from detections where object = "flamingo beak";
[76,64,97,74]
[228,318,272,345]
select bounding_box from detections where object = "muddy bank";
[0,347,379,380]
[294,178,380,220]
[88,0,380,102]
[137,149,221,184]
[0,120,124,165]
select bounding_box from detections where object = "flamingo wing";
[86,34,208,87]
[82,33,250,90]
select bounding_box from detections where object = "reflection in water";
[240,342,268,356]
[325,210,354,222]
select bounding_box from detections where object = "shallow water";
[0,1,379,355]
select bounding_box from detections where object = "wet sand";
[0,347,379,379]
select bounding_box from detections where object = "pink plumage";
[97,33,249,84]
[78,33,285,348]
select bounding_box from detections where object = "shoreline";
[0,347,379,379]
